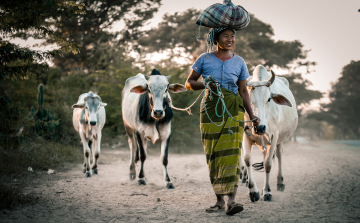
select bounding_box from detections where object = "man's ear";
[72,103,85,109]
[271,93,292,107]
[168,84,187,93]
[130,84,148,94]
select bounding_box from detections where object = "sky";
[139,0,360,104]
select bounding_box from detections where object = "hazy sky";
[144,0,360,96]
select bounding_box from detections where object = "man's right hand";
[250,115,260,127]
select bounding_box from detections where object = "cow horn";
[144,75,150,80]
[267,70,276,86]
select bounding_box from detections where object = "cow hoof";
[242,178,246,184]
[85,172,92,178]
[83,169,86,173]
[92,169,98,174]
[249,192,260,202]
[137,180,146,185]
[166,183,175,189]
[277,184,285,192]
[263,194,273,202]
[129,173,136,180]
[245,181,249,187]
[240,173,243,180]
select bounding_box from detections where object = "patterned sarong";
[200,88,245,196]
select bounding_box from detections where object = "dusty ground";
[1,140,360,223]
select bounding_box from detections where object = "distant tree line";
[307,60,360,139]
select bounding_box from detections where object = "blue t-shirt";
[191,52,250,94]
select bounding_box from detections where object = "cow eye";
[85,107,88,110]
[267,98,271,103]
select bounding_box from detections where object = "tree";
[137,9,314,71]
[48,0,162,72]
[280,73,323,108]
[0,0,85,149]
[308,61,360,139]
[280,73,323,141]
[137,9,207,59]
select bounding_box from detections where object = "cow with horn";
[240,65,298,202]
[122,69,187,189]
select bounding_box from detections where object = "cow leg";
[80,132,91,178]
[125,125,136,180]
[276,143,285,191]
[263,137,278,201]
[91,132,101,175]
[135,131,147,185]
[239,145,248,184]
[243,135,260,202]
[160,136,174,189]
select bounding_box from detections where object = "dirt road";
[1,141,360,223]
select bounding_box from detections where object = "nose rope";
[168,75,257,135]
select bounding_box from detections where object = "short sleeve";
[191,54,204,74]
[238,62,250,81]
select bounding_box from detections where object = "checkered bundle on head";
[196,0,250,30]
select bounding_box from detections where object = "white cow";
[240,65,298,202]
[72,91,107,177]
[122,69,187,188]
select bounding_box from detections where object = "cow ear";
[246,76,253,86]
[72,103,85,109]
[100,102,107,107]
[271,93,292,107]
[130,84,148,94]
[166,75,172,80]
[168,84,187,93]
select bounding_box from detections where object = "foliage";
[279,73,323,108]
[137,9,208,57]
[308,61,360,139]
[48,0,161,72]
[0,0,85,149]
[137,9,315,72]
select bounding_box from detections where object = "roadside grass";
[0,138,82,210]
[0,138,82,175]
[0,183,36,210]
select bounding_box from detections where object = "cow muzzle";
[90,121,97,126]
[254,125,266,135]
[152,110,165,119]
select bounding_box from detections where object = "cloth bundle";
[196,0,250,31]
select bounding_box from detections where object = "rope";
[169,75,257,135]
[168,90,205,115]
